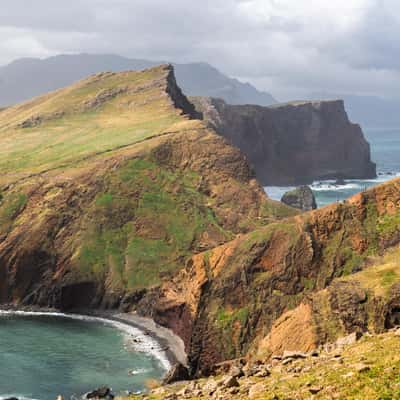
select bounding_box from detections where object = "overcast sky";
[1,0,399,100]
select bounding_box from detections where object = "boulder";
[221,375,240,388]
[248,383,267,399]
[282,350,309,360]
[309,386,323,394]
[335,332,362,348]
[162,363,190,385]
[281,186,317,211]
[85,387,114,400]
[229,365,244,378]
[354,363,370,373]
[202,379,218,395]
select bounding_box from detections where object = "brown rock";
[162,363,190,385]
[354,363,370,373]
[248,383,267,399]
[309,386,323,394]
[221,375,240,388]
[335,332,362,348]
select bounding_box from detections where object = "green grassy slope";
[0,65,184,184]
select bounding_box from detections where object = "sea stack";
[281,186,317,211]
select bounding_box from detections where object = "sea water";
[265,129,400,207]
[0,312,168,400]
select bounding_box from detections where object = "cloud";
[0,0,400,99]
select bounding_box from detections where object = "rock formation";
[134,328,400,399]
[136,178,400,375]
[0,64,399,390]
[192,97,377,185]
[0,65,294,310]
[281,186,317,211]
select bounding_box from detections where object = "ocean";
[265,129,400,207]
[0,312,168,400]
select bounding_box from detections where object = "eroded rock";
[281,186,317,211]
[163,363,190,385]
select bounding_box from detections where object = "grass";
[0,191,28,232]
[341,245,400,297]
[74,156,233,290]
[0,66,183,185]
[259,333,400,399]
[124,331,400,399]
[377,212,400,238]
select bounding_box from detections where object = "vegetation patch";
[377,211,400,238]
[0,192,28,232]
[76,156,233,291]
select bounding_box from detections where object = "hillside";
[0,54,276,108]
[0,64,293,309]
[131,328,400,399]
[192,97,376,185]
[134,177,400,374]
[123,179,400,400]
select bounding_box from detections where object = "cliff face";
[136,178,400,375]
[0,65,294,310]
[192,97,376,185]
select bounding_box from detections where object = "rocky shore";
[87,310,187,367]
[133,328,400,400]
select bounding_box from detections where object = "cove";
[0,312,169,400]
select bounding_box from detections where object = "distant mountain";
[309,92,400,130]
[0,54,276,107]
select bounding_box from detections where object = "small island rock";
[281,186,317,211]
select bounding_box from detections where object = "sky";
[1,0,400,100]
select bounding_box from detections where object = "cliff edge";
[192,97,376,185]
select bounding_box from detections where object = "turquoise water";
[265,129,400,207]
[0,313,167,400]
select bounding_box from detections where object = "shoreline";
[0,306,187,372]
[85,309,187,368]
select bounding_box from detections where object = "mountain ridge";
[0,53,276,108]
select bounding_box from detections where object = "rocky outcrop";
[281,186,317,211]
[0,65,294,312]
[140,329,400,400]
[192,97,376,185]
[136,178,400,374]
[162,363,190,385]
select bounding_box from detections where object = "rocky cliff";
[0,65,294,310]
[136,178,400,375]
[192,97,376,185]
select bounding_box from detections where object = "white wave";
[311,182,363,191]
[0,310,171,371]
[128,367,150,376]
[0,396,39,400]
[311,172,400,192]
